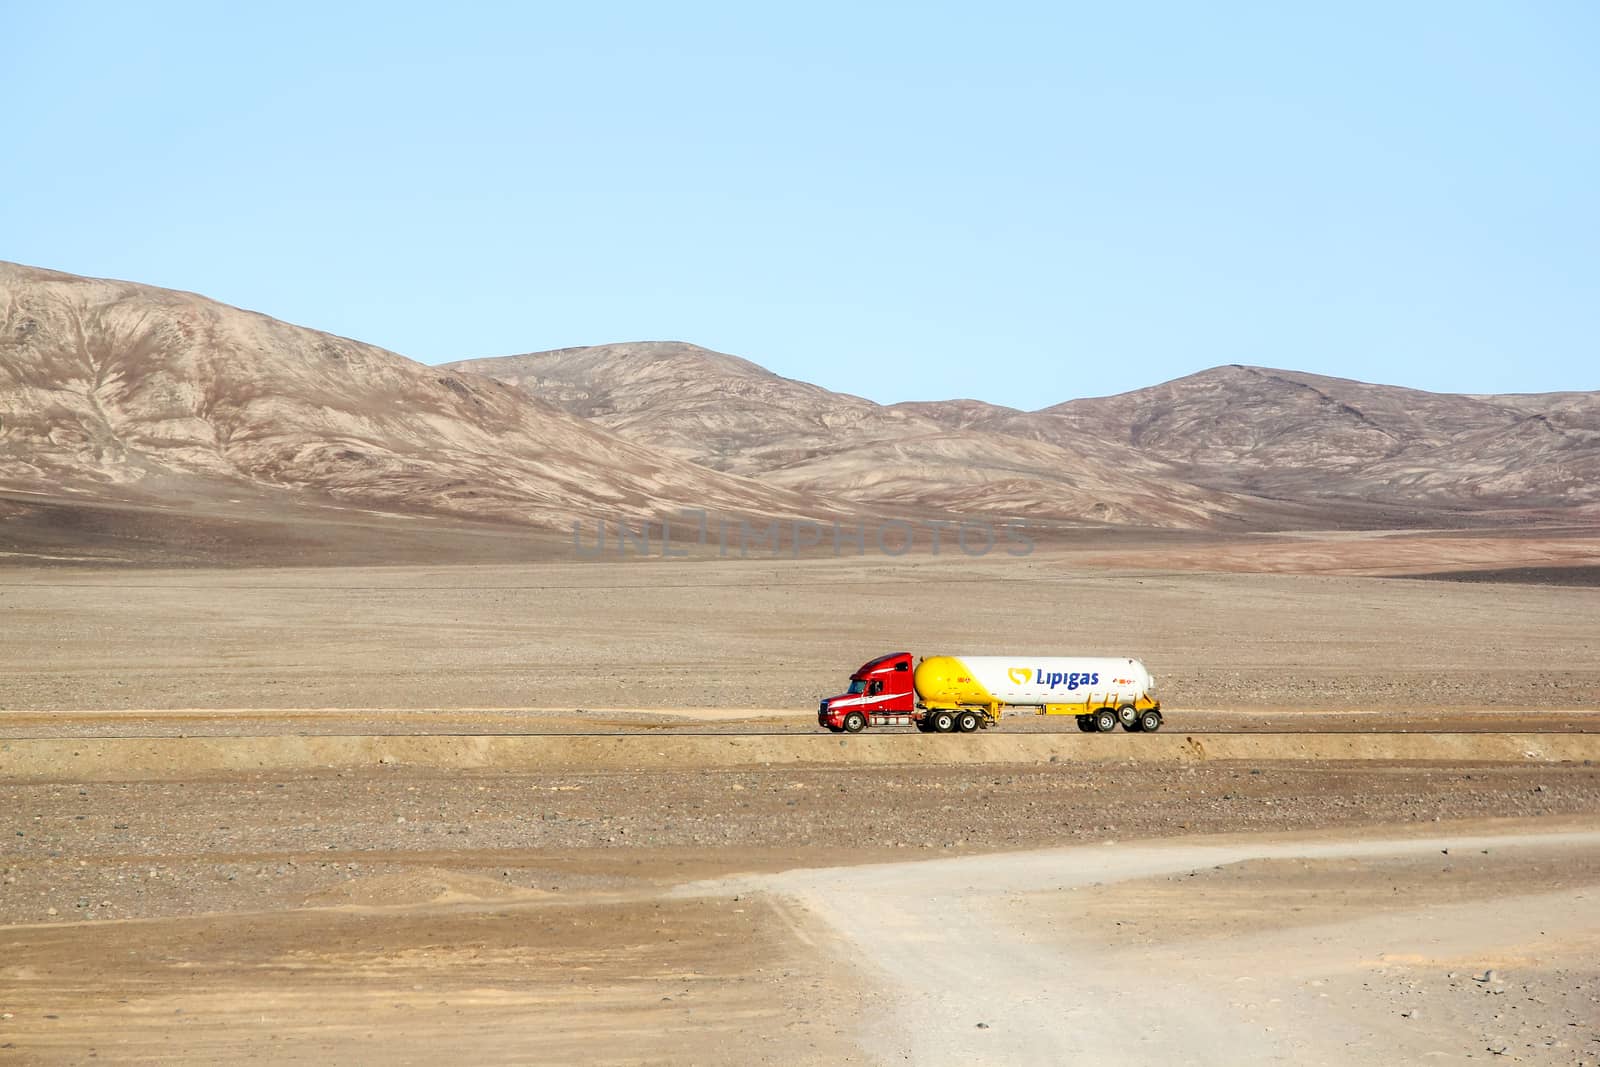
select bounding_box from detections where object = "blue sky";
[4,2,1596,407]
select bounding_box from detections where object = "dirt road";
[712,827,1600,1065]
[3,548,1598,1062]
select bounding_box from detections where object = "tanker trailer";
[817,651,1162,734]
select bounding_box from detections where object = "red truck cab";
[818,651,917,732]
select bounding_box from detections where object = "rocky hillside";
[5,262,1592,553]
[453,347,1599,527]
[445,343,1248,527]
[0,264,818,528]
[1004,365,1600,512]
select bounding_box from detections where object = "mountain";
[1001,365,1600,512]
[5,261,1593,567]
[446,341,915,476]
[443,343,1249,527]
[449,346,1600,528]
[0,264,820,536]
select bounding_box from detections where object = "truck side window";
[869,680,883,696]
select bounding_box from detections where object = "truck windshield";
[847,680,866,694]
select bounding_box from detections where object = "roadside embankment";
[4,731,1599,781]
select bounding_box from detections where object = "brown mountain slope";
[456,346,1598,527]
[1006,365,1600,511]
[444,344,1250,527]
[889,398,1021,429]
[0,264,819,530]
[446,342,913,476]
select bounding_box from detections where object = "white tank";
[931,655,1156,708]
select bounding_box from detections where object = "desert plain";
[0,529,1598,1065]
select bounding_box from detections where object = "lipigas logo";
[1008,667,1108,689]
[1038,669,1101,689]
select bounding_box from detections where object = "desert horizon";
[4,257,1599,1065]
[4,260,1597,574]
[6,6,1599,1061]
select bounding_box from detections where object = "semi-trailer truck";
[817,651,1162,734]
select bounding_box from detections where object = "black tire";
[1117,704,1138,728]
[1122,718,1143,732]
[1139,710,1163,733]
[931,711,956,733]
[956,710,980,733]
[1093,708,1118,733]
[1076,715,1095,733]
[914,718,932,733]
[842,711,866,733]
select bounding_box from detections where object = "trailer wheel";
[956,710,980,733]
[1093,708,1118,733]
[1122,718,1143,732]
[931,711,956,733]
[842,711,867,733]
[1117,704,1139,728]
[1076,715,1095,733]
[1138,710,1163,733]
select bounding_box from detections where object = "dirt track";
[4,706,1599,738]
[3,551,1599,1063]
[5,741,1600,1064]
[5,729,1600,782]
[3,765,1597,1064]
[714,827,1600,1065]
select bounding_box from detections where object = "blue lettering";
[1031,669,1105,689]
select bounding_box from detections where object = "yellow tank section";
[913,656,996,709]
[1039,693,1161,716]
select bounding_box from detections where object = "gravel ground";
[2,558,1599,713]
[4,762,1598,925]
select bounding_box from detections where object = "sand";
[718,825,1600,1065]
[2,548,1599,714]
[3,544,1599,1063]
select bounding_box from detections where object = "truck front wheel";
[956,710,980,733]
[842,711,867,733]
